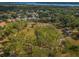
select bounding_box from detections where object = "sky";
[0,2,79,6]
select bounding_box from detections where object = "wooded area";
[0,5,79,57]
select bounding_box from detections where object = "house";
[75,12,79,17]
[62,28,72,36]
[7,18,16,22]
[0,21,6,27]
